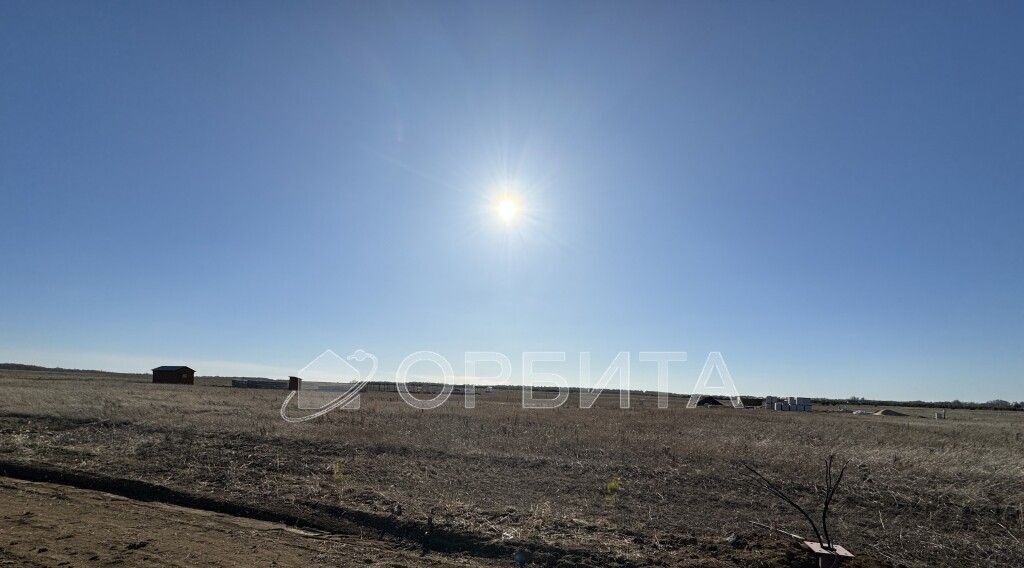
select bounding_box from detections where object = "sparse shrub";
[332,460,345,484]
[605,475,622,505]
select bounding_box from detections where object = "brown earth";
[0,368,1021,566]
[0,476,486,567]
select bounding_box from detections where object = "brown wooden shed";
[152,366,195,385]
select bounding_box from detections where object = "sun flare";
[496,196,520,225]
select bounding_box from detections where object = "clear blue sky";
[2,2,1022,401]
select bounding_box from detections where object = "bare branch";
[822,456,833,548]
[822,455,848,550]
[742,463,824,546]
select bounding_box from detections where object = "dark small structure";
[740,396,765,408]
[288,376,301,391]
[692,395,724,407]
[231,378,286,389]
[152,366,195,385]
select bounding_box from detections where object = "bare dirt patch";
[0,477,484,567]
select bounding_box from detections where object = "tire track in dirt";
[0,459,640,567]
[0,476,483,567]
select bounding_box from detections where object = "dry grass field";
[0,368,1022,567]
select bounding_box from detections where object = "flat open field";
[1,369,1022,567]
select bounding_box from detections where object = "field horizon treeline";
[3,362,1020,411]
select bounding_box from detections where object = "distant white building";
[763,395,812,412]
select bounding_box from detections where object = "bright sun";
[496,196,520,225]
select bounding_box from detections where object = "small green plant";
[332,460,346,484]
[605,475,622,505]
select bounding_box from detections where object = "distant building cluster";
[763,395,812,412]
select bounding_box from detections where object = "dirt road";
[0,477,489,567]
